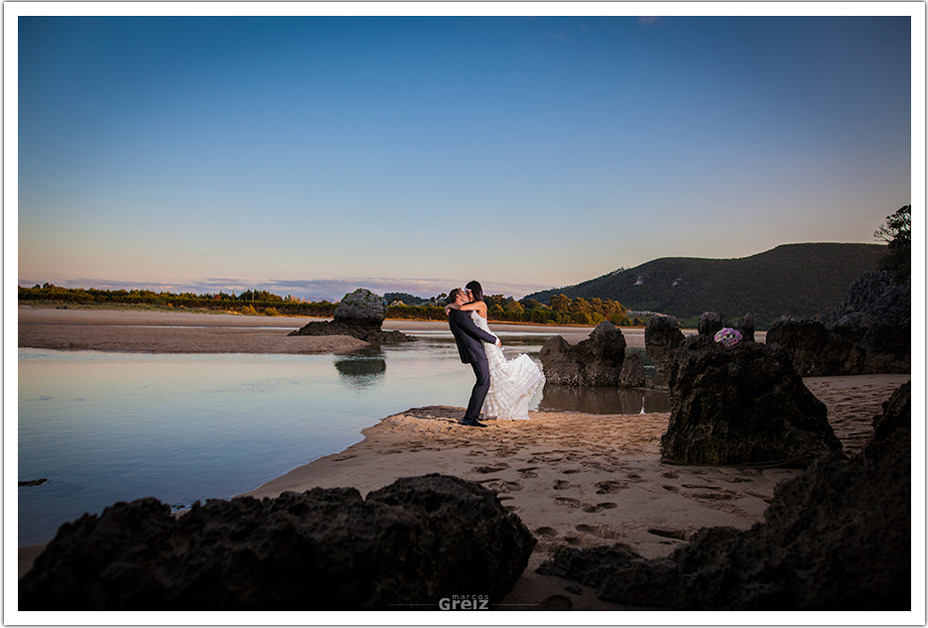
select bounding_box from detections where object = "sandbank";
[18,307,368,354]
[18,305,732,354]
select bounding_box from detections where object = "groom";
[447,288,500,428]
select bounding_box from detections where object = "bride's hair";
[465,280,484,303]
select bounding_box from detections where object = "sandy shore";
[17,307,369,354]
[242,373,908,610]
[19,305,734,354]
[18,307,617,354]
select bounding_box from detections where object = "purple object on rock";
[714,327,743,347]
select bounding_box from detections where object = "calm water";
[18,331,668,546]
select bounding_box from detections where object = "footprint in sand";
[554,496,582,508]
[517,467,539,479]
[575,523,623,540]
[582,502,618,513]
[561,468,583,475]
[534,526,558,537]
[648,528,687,541]
[594,480,626,494]
[553,479,575,490]
[471,463,510,474]
[661,470,681,479]
[662,484,681,493]
[482,479,524,493]
[505,505,520,513]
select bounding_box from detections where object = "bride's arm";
[445,300,487,316]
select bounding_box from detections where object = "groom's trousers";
[464,358,491,421]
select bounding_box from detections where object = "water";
[18,332,668,546]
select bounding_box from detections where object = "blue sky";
[16,13,914,301]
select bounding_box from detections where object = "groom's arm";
[450,310,499,345]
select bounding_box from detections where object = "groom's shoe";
[461,418,487,428]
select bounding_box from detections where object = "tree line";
[19,284,643,326]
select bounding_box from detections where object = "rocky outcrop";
[766,271,909,375]
[618,351,645,388]
[539,321,627,386]
[19,474,536,610]
[538,381,911,610]
[697,311,725,337]
[660,336,841,466]
[644,316,685,373]
[290,289,413,343]
[734,313,755,343]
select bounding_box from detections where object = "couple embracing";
[446,281,545,427]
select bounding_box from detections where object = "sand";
[18,305,728,353]
[16,306,895,610]
[18,307,369,354]
[243,374,909,610]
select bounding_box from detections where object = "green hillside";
[526,243,886,329]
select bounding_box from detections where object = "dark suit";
[448,308,499,421]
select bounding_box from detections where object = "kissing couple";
[446,281,545,427]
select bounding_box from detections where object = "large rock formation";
[643,315,685,373]
[618,351,646,388]
[20,474,536,610]
[539,321,627,386]
[766,271,910,375]
[290,289,412,343]
[660,336,842,466]
[538,381,911,610]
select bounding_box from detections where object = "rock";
[333,288,387,327]
[766,271,909,376]
[539,321,627,386]
[734,313,755,343]
[618,352,645,388]
[19,474,536,610]
[660,336,842,466]
[538,381,911,610]
[290,289,413,343]
[840,270,910,326]
[644,316,685,373]
[697,311,725,337]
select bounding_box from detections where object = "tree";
[874,204,911,276]
[550,293,571,313]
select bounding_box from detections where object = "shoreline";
[18,305,731,353]
[248,375,907,607]
[18,374,910,604]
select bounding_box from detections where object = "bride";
[446,281,545,420]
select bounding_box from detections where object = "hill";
[525,243,886,329]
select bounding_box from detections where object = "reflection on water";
[333,349,387,390]
[538,384,671,414]
[18,335,668,546]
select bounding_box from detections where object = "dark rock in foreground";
[766,271,910,376]
[539,321,627,386]
[661,336,841,466]
[290,288,413,343]
[19,474,536,610]
[538,381,911,610]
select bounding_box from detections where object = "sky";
[14,9,916,301]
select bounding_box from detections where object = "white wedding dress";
[472,311,545,420]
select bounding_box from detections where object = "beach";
[241,375,906,610]
[16,307,898,610]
